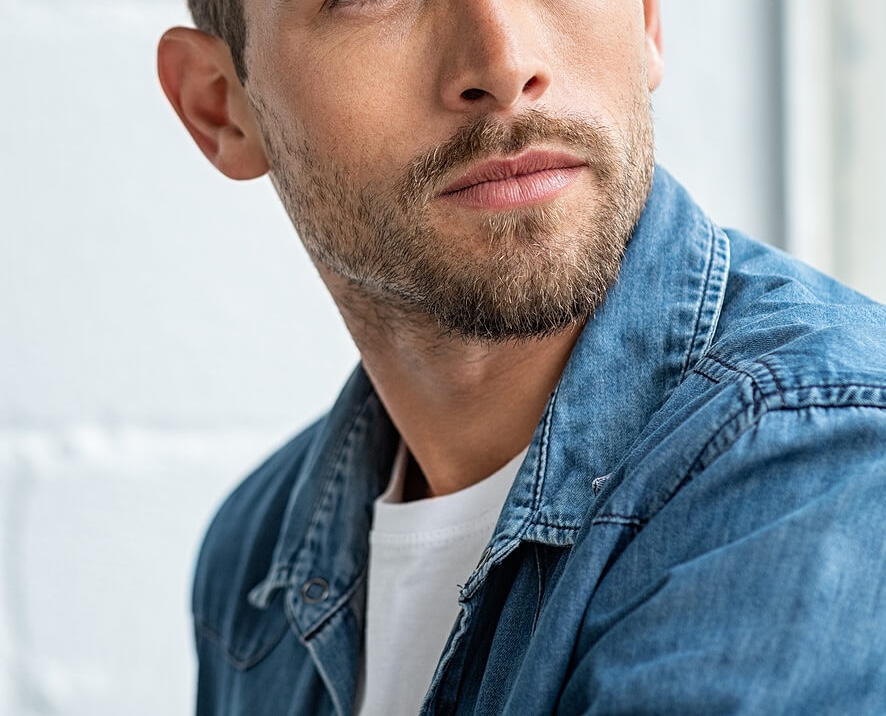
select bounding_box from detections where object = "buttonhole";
[592,474,611,497]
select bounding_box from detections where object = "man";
[157,0,886,713]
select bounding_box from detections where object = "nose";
[436,0,553,114]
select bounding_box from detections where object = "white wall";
[1,3,357,714]
[782,0,886,300]
[1,2,882,714]
[656,0,785,247]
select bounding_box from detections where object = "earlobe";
[157,27,269,180]
[643,0,664,91]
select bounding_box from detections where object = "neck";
[322,268,582,498]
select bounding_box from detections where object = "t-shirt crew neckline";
[372,441,526,536]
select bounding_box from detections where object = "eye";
[325,0,369,9]
[324,0,399,13]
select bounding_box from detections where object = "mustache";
[401,109,619,203]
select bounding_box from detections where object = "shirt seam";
[594,374,886,533]
[678,216,717,383]
[663,401,886,527]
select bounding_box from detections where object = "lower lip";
[440,167,585,211]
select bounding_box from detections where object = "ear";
[643,0,664,91]
[157,27,269,180]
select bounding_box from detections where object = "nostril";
[461,88,487,101]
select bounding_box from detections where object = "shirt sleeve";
[558,404,886,715]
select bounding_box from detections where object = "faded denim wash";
[193,168,886,715]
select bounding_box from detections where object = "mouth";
[438,150,587,211]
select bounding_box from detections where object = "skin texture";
[158,0,664,498]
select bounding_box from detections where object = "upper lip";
[440,150,587,195]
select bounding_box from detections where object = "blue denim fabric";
[192,168,886,715]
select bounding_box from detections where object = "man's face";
[242,0,659,341]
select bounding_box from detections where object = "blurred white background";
[1,1,883,714]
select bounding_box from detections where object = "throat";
[402,451,431,502]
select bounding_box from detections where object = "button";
[301,578,331,604]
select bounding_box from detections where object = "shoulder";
[678,230,886,434]
[192,418,325,663]
[664,229,886,506]
[588,228,886,638]
[556,236,886,712]
[715,230,885,375]
[626,230,886,488]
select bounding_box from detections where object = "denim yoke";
[192,169,886,715]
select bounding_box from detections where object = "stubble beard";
[255,100,655,343]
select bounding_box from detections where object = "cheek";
[258,35,428,181]
[546,3,648,100]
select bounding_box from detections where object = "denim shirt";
[193,168,886,715]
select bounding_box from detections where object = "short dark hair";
[188,0,249,83]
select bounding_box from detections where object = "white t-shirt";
[356,444,525,715]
